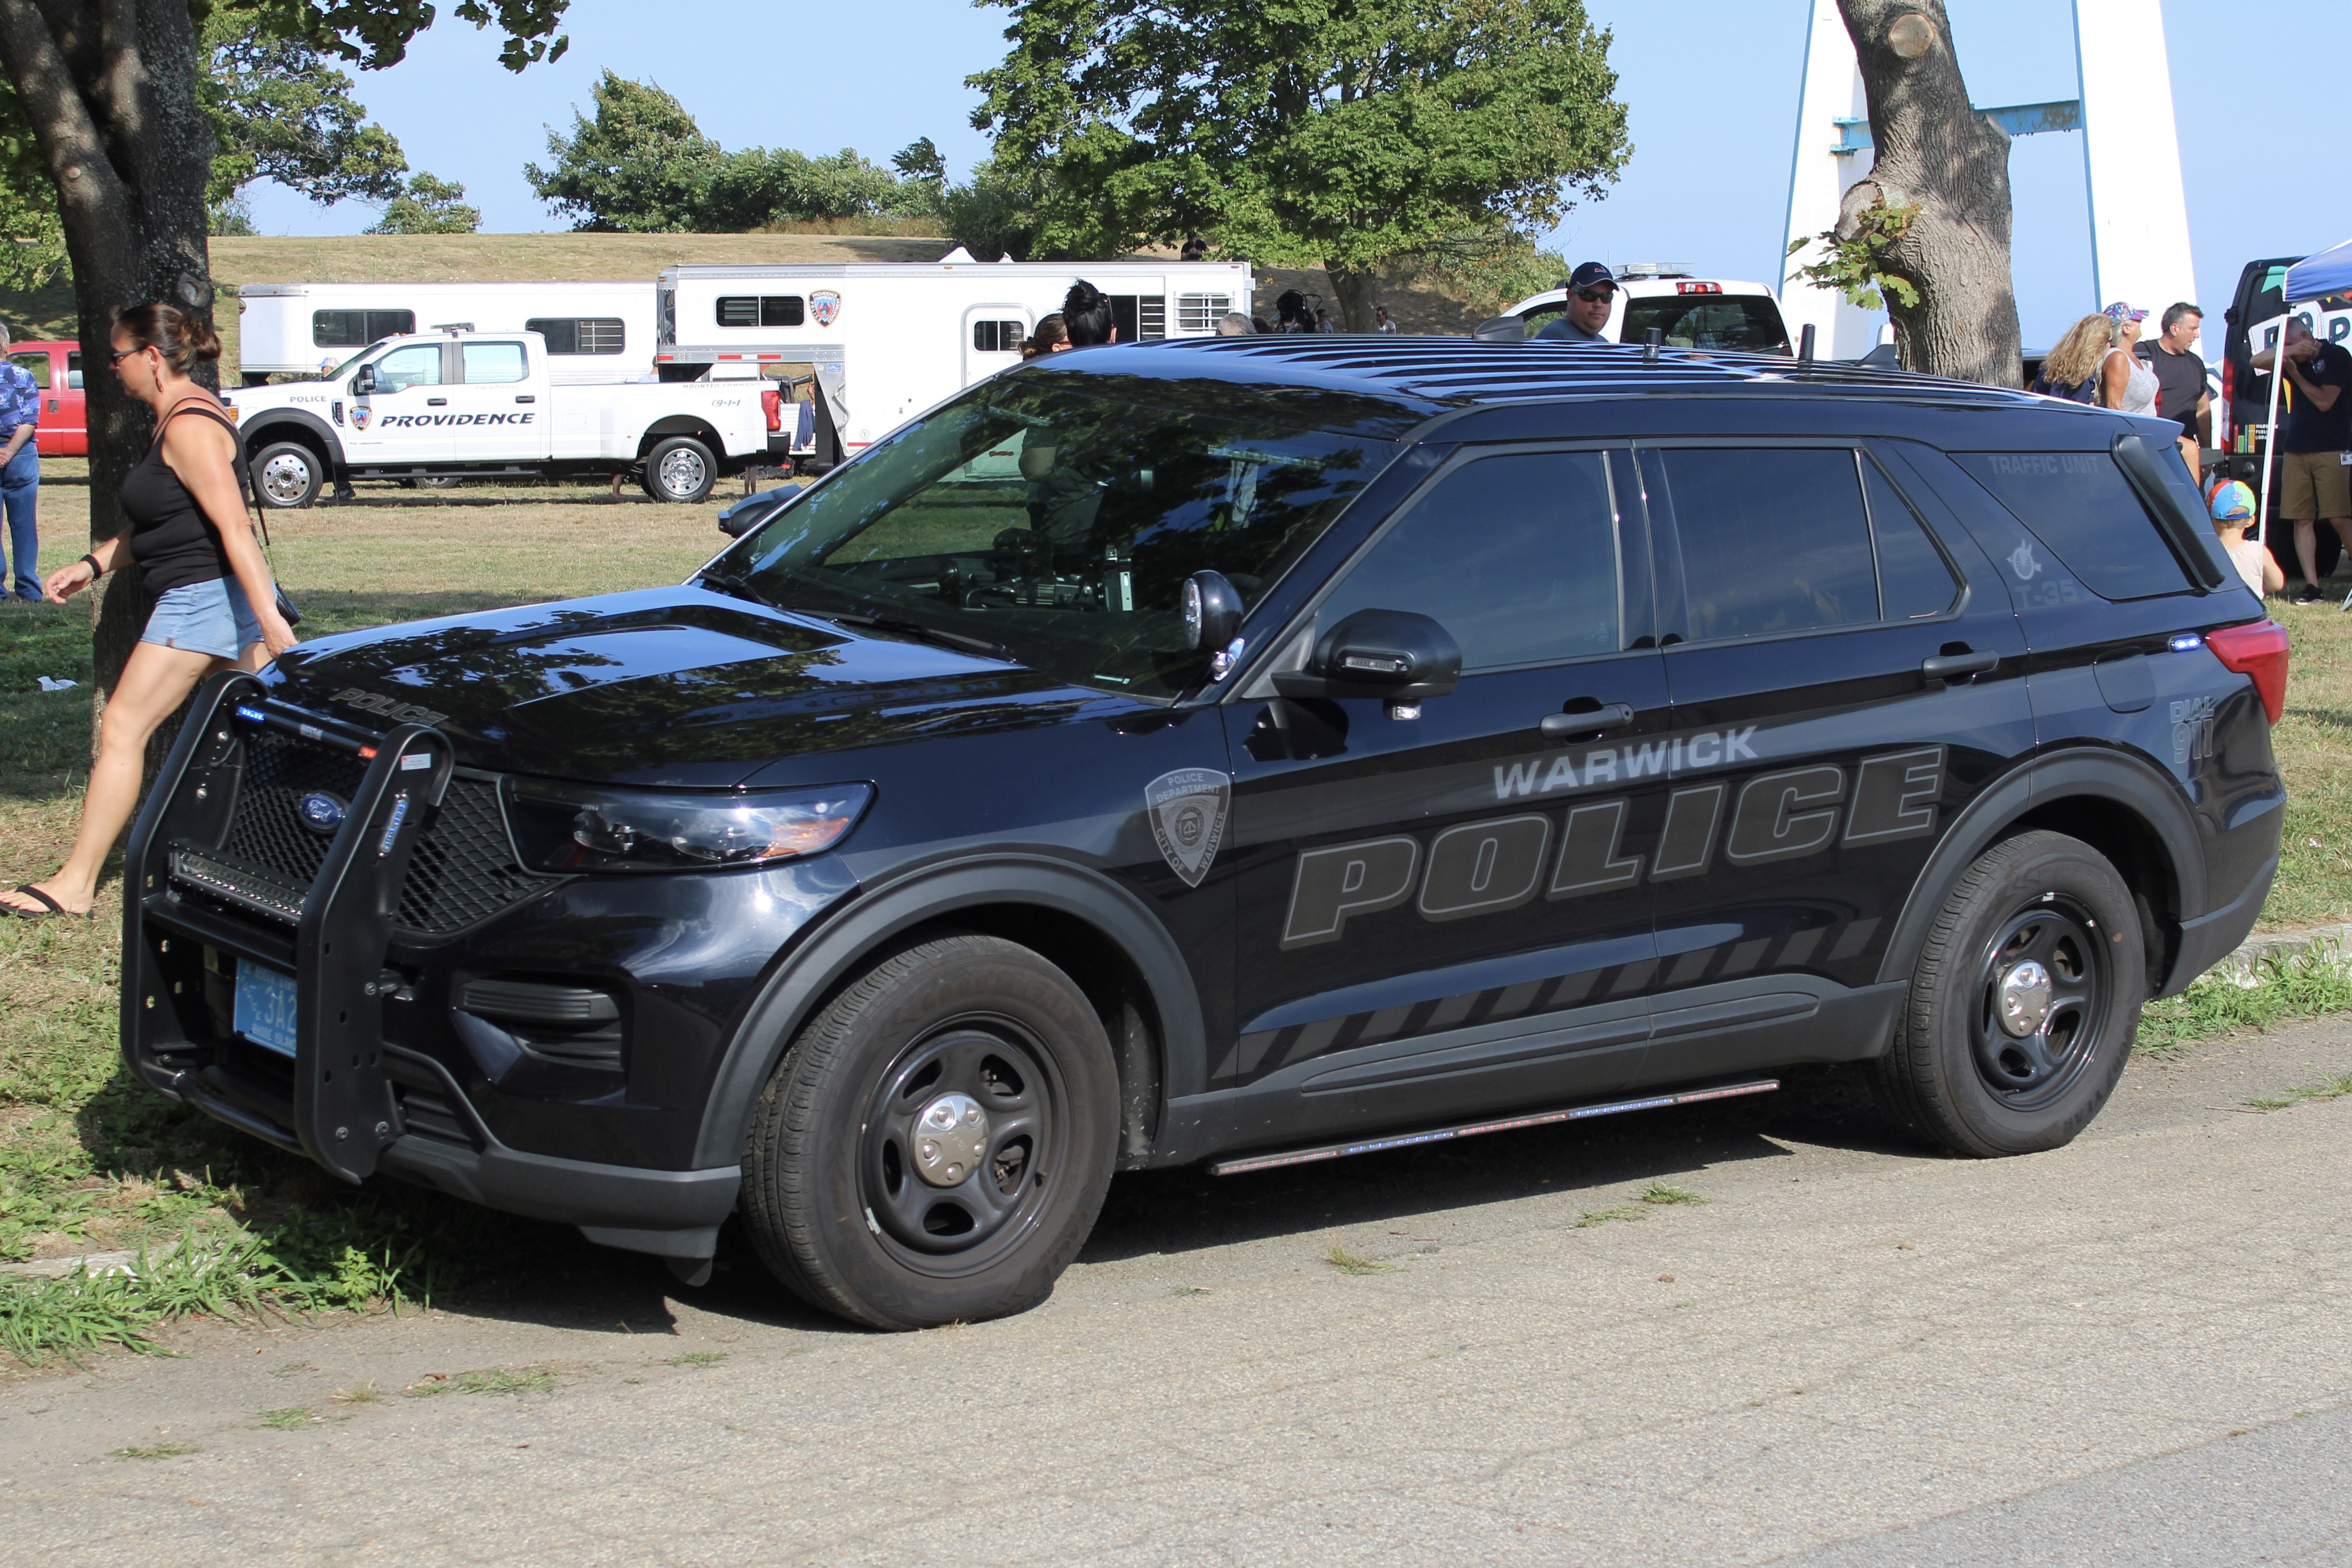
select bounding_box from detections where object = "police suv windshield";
[725,371,1410,699]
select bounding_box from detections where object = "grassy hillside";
[0,230,1493,371]
[0,231,959,369]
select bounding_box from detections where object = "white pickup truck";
[224,329,773,506]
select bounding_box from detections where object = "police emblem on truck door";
[1146,768,1229,887]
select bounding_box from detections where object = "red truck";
[7,340,86,455]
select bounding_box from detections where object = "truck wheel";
[251,441,324,509]
[641,436,715,503]
[1867,830,2143,1157]
[741,934,1119,1330]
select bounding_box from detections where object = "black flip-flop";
[7,883,90,919]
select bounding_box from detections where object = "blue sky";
[244,0,2338,347]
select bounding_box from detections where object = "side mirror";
[1182,570,1245,656]
[351,368,377,395]
[1472,316,1526,343]
[1273,608,1462,702]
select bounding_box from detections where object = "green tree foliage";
[200,9,410,211]
[0,3,416,276]
[365,172,481,234]
[525,71,936,232]
[938,155,1044,260]
[967,0,1630,328]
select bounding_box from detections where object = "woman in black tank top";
[4,302,297,919]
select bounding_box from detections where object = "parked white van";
[235,282,656,385]
[655,256,1254,464]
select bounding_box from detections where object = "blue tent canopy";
[2285,236,2352,304]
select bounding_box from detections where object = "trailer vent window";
[972,320,1024,354]
[717,296,806,329]
[525,316,627,355]
[1177,294,1232,334]
[1139,296,1167,340]
[312,309,416,348]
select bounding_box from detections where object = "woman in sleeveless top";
[2097,302,2160,417]
[3,301,296,918]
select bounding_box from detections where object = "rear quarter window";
[1951,452,2194,601]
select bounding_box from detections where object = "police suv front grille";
[217,728,368,893]
[394,776,550,938]
[168,724,554,939]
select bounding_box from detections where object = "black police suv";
[124,338,2288,1330]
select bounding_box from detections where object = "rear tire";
[1867,830,2143,1156]
[741,935,1119,1330]
[250,441,323,509]
[641,435,715,503]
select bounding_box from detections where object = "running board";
[1208,1079,1780,1177]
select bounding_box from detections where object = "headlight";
[504,780,873,874]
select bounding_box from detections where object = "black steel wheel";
[741,935,1118,1329]
[1869,830,2143,1156]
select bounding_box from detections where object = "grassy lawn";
[3,467,2350,1361]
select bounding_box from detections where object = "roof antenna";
[1643,327,1662,366]
[1797,323,1817,367]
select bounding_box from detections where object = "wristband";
[79,553,102,579]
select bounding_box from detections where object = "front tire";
[1868,830,2144,1156]
[250,441,324,509]
[641,435,716,503]
[742,935,1119,1329]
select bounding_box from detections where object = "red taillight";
[2222,355,2235,410]
[760,388,782,432]
[1674,281,1723,295]
[2207,619,2290,724]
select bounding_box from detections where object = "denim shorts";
[141,576,263,661]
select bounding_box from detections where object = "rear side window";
[1952,453,2192,600]
[314,309,415,347]
[1318,451,1623,669]
[462,342,529,384]
[1863,460,1962,619]
[7,352,47,389]
[1661,448,1878,640]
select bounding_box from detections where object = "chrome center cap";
[912,1092,990,1188]
[1998,960,2054,1036]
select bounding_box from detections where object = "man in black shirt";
[2253,318,2352,603]
[2139,302,2211,458]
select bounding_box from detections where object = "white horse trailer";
[234,281,657,385]
[654,259,1253,463]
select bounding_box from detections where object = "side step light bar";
[1209,1079,1781,1177]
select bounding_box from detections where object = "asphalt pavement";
[2,1018,2347,1566]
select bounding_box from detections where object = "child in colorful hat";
[2212,480,2282,597]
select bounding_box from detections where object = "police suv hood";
[258,586,1094,788]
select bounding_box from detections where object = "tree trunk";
[0,0,218,744]
[1835,1,2020,387]
[1324,266,1375,333]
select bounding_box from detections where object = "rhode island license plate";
[233,961,298,1058]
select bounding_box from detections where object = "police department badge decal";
[809,289,842,327]
[1145,768,1229,888]
[351,404,371,430]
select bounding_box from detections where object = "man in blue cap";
[1536,262,1617,343]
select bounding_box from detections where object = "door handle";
[1921,648,1999,682]
[514,394,535,403]
[1540,701,1635,741]
[46,398,56,412]
[426,397,448,406]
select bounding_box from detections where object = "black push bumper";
[122,673,738,1261]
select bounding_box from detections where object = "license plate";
[233,961,298,1057]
